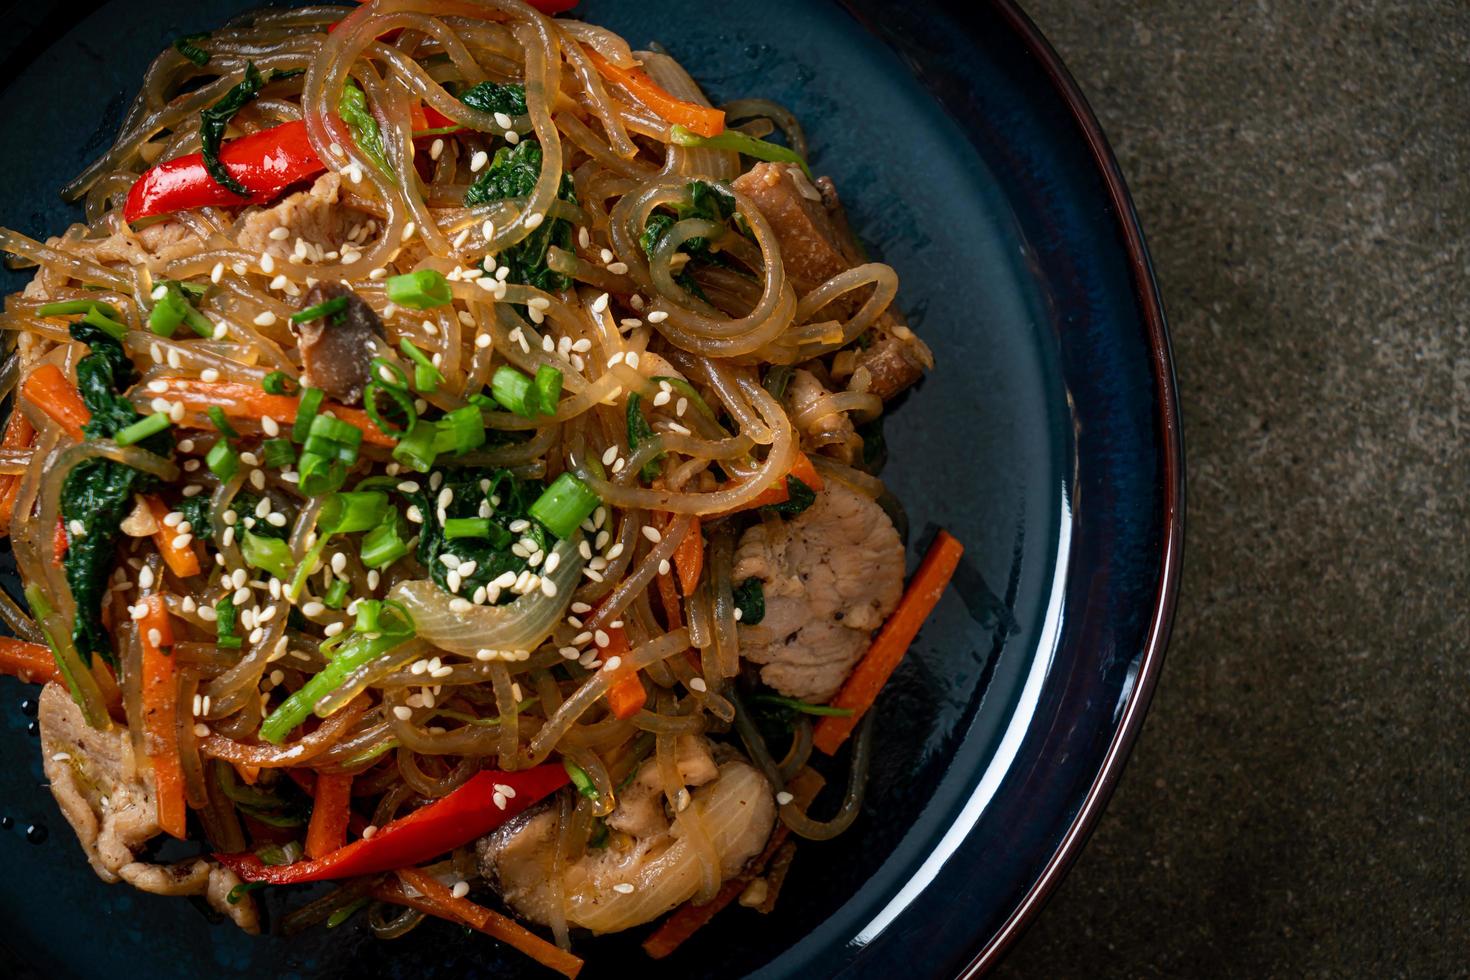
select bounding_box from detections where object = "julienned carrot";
[143,378,395,448]
[670,514,703,595]
[0,636,61,685]
[51,519,67,568]
[642,768,825,959]
[21,364,89,441]
[379,871,584,979]
[723,451,824,515]
[812,530,964,755]
[305,771,353,859]
[0,409,36,534]
[142,495,202,579]
[605,628,646,721]
[139,595,188,839]
[583,46,725,138]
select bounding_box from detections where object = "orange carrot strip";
[0,636,60,685]
[143,378,394,448]
[606,665,647,720]
[381,871,584,979]
[139,595,188,839]
[234,763,262,786]
[305,771,354,859]
[812,530,964,755]
[670,514,703,595]
[51,518,67,568]
[583,46,725,137]
[717,451,824,515]
[21,364,89,441]
[643,768,825,959]
[142,494,202,579]
[0,410,36,534]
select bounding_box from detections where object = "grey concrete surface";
[995,2,1469,977]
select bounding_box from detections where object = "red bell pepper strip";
[215,764,568,884]
[123,120,327,223]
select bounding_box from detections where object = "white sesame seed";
[642,525,662,544]
[194,723,211,737]
[392,705,413,721]
[268,226,290,241]
[603,655,622,672]
[524,212,544,230]
[261,416,280,437]
[612,883,635,894]
[171,533,193,550]
[367,569,380,590]
[430,138,444,160]
[469,150,489,172]
[607,262,629,275]
[401,221,417,241]
[324,621,345,637]
[260,253,275,274]
[690,677,708,693]
[362,825,378,840]
[658,558,671,576]
[647,310,669,323]
[504,129,520,145]
[776,791,795,806]
[451,881,470,899]
[210,262,224,283]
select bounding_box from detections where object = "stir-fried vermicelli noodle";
[0,1,962,970]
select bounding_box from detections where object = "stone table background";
[995,2,1468,977]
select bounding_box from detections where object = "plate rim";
[956,1,1186,973]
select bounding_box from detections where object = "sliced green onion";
[261,438,296,469]
[297,450,346,497]
[241,530,294,580]
[114,412,171,447]
[206,405,238,439]
[262,371,297,396]
[81,305,128,342]
[650,376,718,422]
[206,439,239,480]
[669,123,812,178]
[534,365,563,416]
[751,692,854,717]
[37,299,121,319]
[319,491,389,534]
[563,759,600,801]
[443,517,492,540]
[490,364,536,418]
[286,535,330,605]
[291,387,325,442]
[290,296,348,323]
[398,338,443,393]
[384,269,452,309]
[327,898,370,929]
[215,594,243,649]
[529,472,601,540]
[360,516,409,569]
[259,631,413,743]
[307,414,361,447]
[322,578,350,609]
[370,356,410,391]
[434,405,486,455]
[391,421,438,474]
[147,294,186,337]
[363,380,416,437]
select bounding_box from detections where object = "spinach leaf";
[339,79,392,179]
[459,81,528,117]
[464,140,576,292]
[732,577,765,625]
[625,393,664,482]
[232,491,292,541]
[400,468,549,599]
[173,33,210,67]
[764,475,815,518]
[200,61,265,196]
[638,179,740,300]
[178,495,211,542]
[61,327,172,666]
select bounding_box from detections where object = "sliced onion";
[388,535,585,657]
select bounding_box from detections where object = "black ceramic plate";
[0,1,1181,977]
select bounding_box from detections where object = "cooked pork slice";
[734,482,904,701]
[732,162,932,401]
[785,368,859,464]
[37,683,260,933]
[479,754,774,934]
[235,172,356,260]
[293,282,385,404]
[732,162,859,295]
[605,735,718,839]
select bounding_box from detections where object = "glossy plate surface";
[0,1,1180,976]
